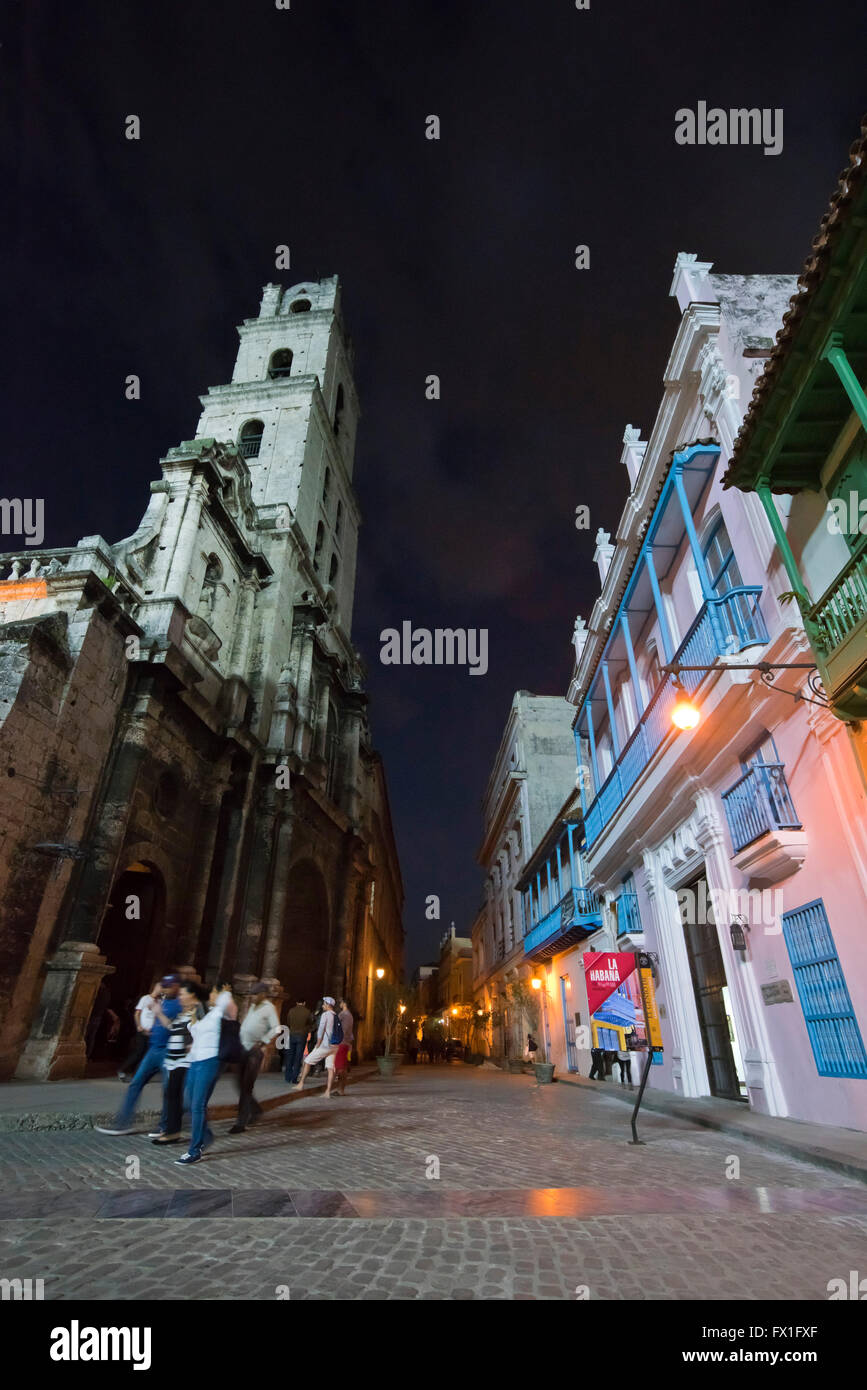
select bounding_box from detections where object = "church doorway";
[95,862,166,1062]
[278,860,331,1012]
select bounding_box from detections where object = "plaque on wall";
[761,980,794,1005]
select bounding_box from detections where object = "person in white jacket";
[176,981,238,1166]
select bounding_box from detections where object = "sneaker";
[117,1071,128,1081]
[175,1152,202,1166]
[147,1131,163,1139]
[152,1134,181,1145]
[94,1125,134,1135]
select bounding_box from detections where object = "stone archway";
[277,860,331,1010]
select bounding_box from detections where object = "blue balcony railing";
[583,588,767,848]
[523,886,602,958]
[721,763,801,853]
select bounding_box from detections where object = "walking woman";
[176,979,237,1166]
[153,980,207,1145]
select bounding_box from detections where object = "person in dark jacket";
[283,999,313,1084]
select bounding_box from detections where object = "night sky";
[3,1,865,969]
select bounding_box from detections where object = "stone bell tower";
[195,276,361,637]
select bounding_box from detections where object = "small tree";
[374,980,404,1056]
[507,981,540,1049]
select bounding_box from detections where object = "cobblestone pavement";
[1,1066,865,1299]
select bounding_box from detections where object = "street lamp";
[531,977,542,990]
[671,688,701,731]
[375,967,385,979]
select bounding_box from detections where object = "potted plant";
[375,980,404,1076]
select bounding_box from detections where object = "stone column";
[260,807,297,981]
[234,779,280,987]
[204,764,257,983]
[16,942,114,1080]
[328,833,370,1002]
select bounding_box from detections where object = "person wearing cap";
[230,982,281,1134]
[294,996,339,1091]
[96,975,182,1136]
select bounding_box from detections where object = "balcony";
[615,892,643,944]
[721,763,806,886]
[523,886,602,962]
[583,588,767,848]
[810,540,867,717]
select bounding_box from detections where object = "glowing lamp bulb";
[375,967,385,979]
[671,697,701,731]
[531,978,542,990]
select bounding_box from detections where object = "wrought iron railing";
[239,436,263,458]
[810,542,867,656]
[721,763,801,853]
[583,588,767,848]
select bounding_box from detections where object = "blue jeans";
[186,1056,222,1156]
[284,1034,306,1084]
[115,1045,167,1129]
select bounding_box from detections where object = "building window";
[702,516,743,597]
[781,898,867,1078]
[289,298,311,313]
[314,522,324,569]
[322,467,331,505]
[268,348,293,379]
[328,553,339,585]
[335,500,343,539]
[238,420,264,458]
[334,383,345,437]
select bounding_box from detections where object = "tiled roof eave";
[724,114,867,491]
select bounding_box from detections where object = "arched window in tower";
[289,298,311,314]
[334,384,345,437]
[314,522,324,570]
[268,348,293,379]
[335,500,343,539]
[322,467,331,504]
[328,553,339,586]
[238,420,264,458]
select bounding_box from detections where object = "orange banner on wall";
[0,580,48,602]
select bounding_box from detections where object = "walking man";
[231,982,281,1134]
[283,998,313,1085]
[97,975,182,1135]
[294,996,339,1090]
[118,979,160,1080]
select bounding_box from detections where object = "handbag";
[218,1016,242,1063]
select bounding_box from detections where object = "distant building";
[411,962,439,1014]
[472,691,576,1059]
[437,925,472,1013]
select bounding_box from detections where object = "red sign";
[583,952,637,1015]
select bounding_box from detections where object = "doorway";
[278,860,331,1010]
[560,976,579,1072]
[96,861,166,1062]
[679,873,747,1101]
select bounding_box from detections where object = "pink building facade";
[526,254,867,1130]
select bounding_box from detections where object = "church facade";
[0,277,404,1079]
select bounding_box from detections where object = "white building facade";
[525,255,867,1129]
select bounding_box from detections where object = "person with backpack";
[526,1033,539,1061]
[293,996,341,1091]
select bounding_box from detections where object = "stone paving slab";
[2,1212,866,1300]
